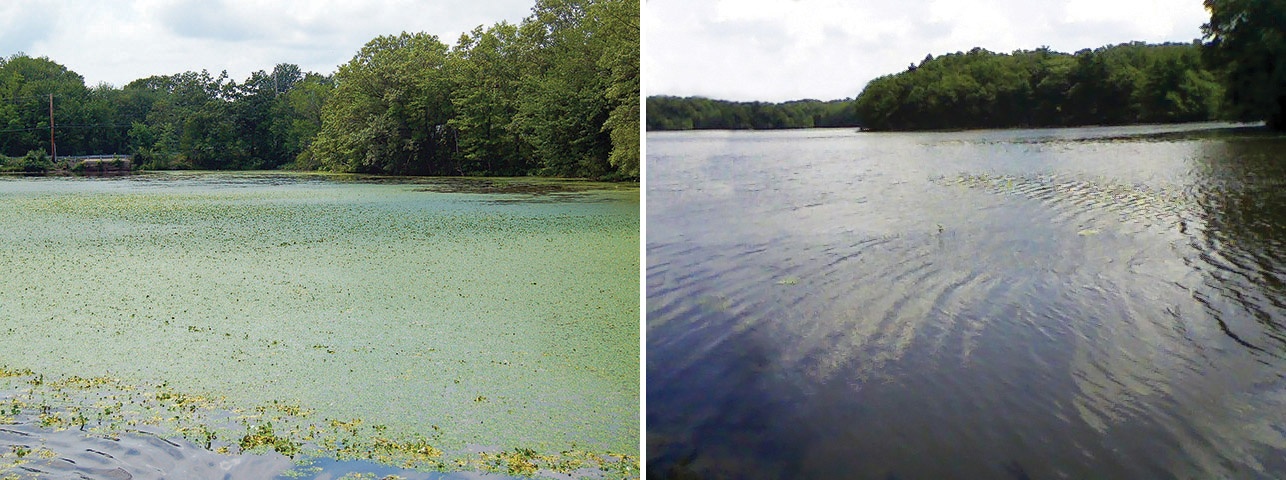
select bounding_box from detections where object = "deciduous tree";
[1203,0,1286,128]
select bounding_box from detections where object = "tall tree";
[123,70,235,169]
[0,54,91,157]
[309,33,456,175]
[273,72,333,169]
[513,0,613,178]
[591,0,639,178]
[448,23,527,175]
[1203,0,1286,128]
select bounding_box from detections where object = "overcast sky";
[0,0,535,87]
[644,0,1212,102]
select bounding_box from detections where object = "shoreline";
[0,368,636,479]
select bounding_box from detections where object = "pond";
[0,172,639,478]
[647,123,1286,478]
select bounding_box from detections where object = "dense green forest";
[854,42,1223,130]
[649,1,1286,133]
[645,97,859,130]
[0,0,638,179]
[646,42,1226,132]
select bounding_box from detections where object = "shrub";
[21,149,53,173]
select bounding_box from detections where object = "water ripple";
[648,126,1286,478]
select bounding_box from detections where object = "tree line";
[646,42,1226,132]
[854,42,1224,130]
[649,0,1286,134]
[0,0,638,179]
[645,97,859,130]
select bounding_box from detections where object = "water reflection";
[1187,138,1286,358]
[647,125,1286,478]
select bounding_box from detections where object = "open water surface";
[647,124,1286,478]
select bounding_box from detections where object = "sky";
[644,0,1213,102]
[0,0,536,87]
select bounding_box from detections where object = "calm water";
[0,172,638,477]
[647,124,1286,479]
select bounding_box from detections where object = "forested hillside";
[646,42,1229,132]
[0,0,638,179]
[854,42,1223,131]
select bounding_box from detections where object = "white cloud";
[0,3,58,55]
[1066,0,1209,44]
[646,0,1211,102]
[2,0,535,87]
[927,0,1025,50]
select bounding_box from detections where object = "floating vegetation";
[0,173,639,479]
[408,177,628,196]
[240,422,301,457]
[695,296,730,313]
[0,361,637,478]
[0,368,32,379]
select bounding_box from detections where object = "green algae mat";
[0,172,639,478]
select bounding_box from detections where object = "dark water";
[646,124,1286,479]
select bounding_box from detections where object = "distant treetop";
[645,96,859,131]
[853,41,1224,131]
[646,42,1231,133]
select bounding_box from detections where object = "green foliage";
[0,55,104,158]
[511,0,614,178]
[853,43,1226,131]
[593,0,640,178]
[239,422,300,457]
[0,148,52,172]
[309,32,456,175]
[20,148,52,172]
[649,42,1228,133]
[1203,0,1286,129]
[121,70,233,169]
[275,73,333,170]
[0,0,638,179]
[304,0,637,178]
[0,149,50,173]
[449,23,528,176]
[645,96,860,131]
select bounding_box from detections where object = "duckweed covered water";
[0,172,639,478]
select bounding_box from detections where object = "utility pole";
[48,93,57,163]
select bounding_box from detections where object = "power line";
[0,94,57,103]
[0,124,134,135]
[0,127,44,134]
[53,124,135,128]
